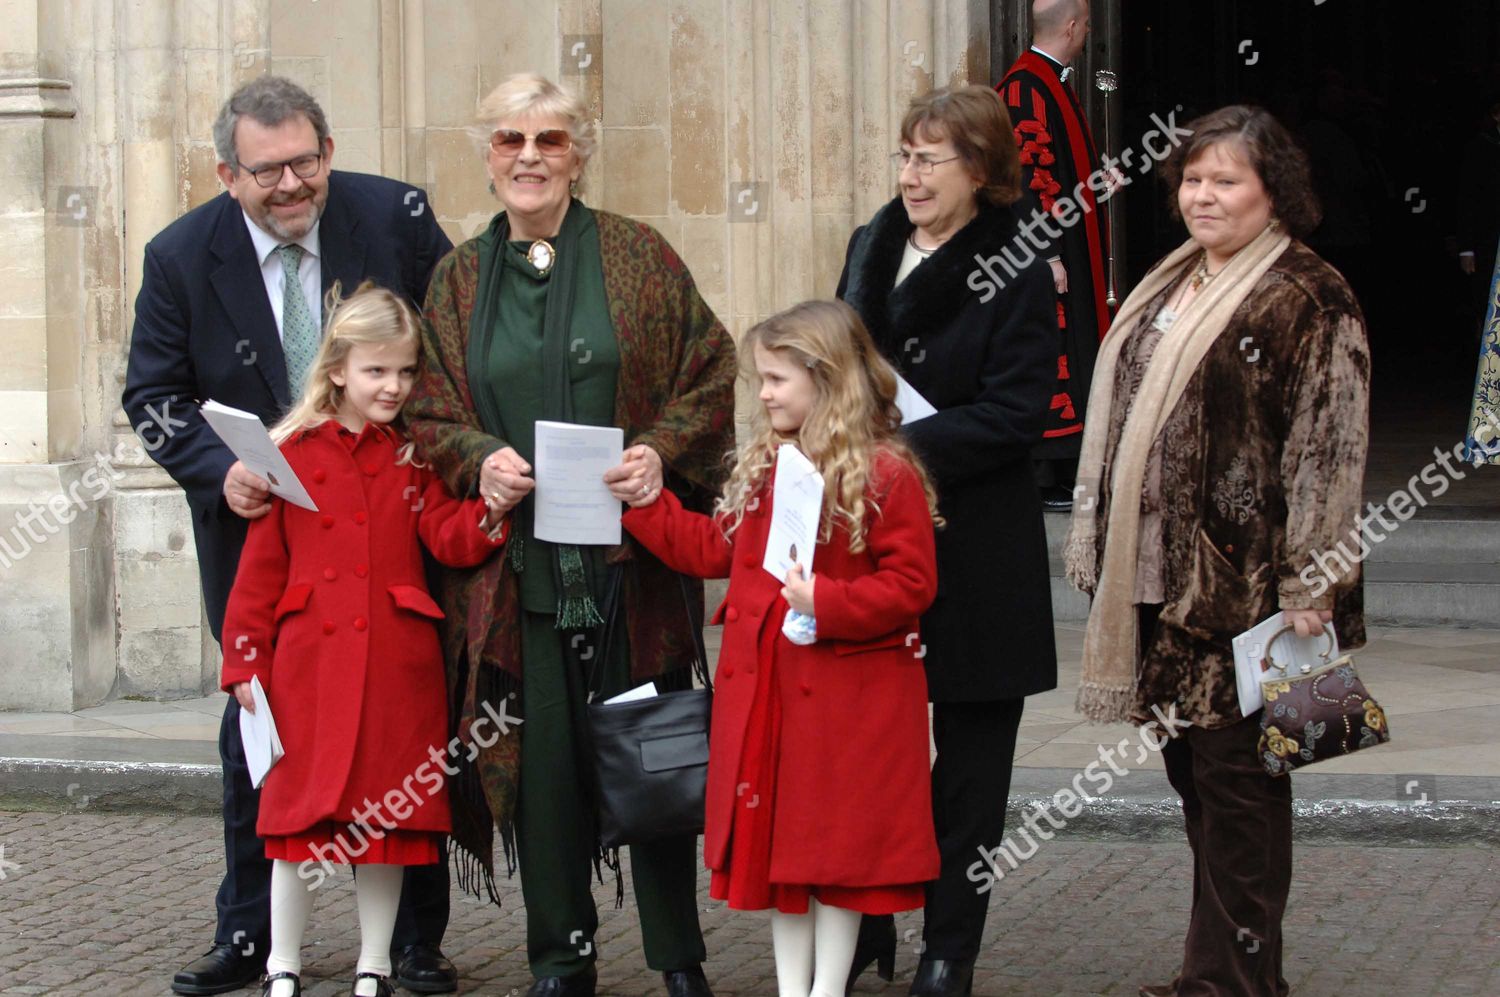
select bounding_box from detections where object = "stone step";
[1043,509,1499,626]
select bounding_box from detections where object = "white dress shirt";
[242,211,323,340]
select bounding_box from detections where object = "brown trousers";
[1143,605,1293,996]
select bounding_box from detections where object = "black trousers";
[214,696,450,955]
[920,697,1027,963]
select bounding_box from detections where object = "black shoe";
[172,944,267,995]
[908,958,974,997]
[846,914,896,995]
[351,971,395,997]
[526,964,598,997]
[261,972,301,996]
[663,964,714,996]
[1041,485,1074,511]
[392,944,457,994]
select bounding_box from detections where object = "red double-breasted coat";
[623,451,940,889]
[221,421,507,839]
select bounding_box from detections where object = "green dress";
[485,222,705,977]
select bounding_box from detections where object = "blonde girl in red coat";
[614,299,942,997]
[221,283,507,997]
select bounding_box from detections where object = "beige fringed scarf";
[1065,224,1291,723]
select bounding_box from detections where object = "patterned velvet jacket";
[1089,241,1370,729]
[404,209,735,883]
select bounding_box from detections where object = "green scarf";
[466,200,604,630]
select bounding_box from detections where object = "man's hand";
[224,461,273,520]
[480,447,535,516]
[781,563,816,616]
[1282,607,1333,639]
[232,681,255,713]
[603,444,664,508]
[1049,258,1069,294]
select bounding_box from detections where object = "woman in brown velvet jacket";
[1066,106,1370,997]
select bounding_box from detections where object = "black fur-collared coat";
[837,197,1058,702]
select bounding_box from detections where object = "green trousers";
[515,611,706,978]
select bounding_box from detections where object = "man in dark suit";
[123,75,457,996]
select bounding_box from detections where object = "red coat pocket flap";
[832,629,913,656]
[273,583,313,622]
[388,584,446,620]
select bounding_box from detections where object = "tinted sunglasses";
[490,128,573,158]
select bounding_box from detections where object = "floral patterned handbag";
[1257,624,1391,776]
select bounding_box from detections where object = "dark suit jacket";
[838,197,1059,701]
[123,170,452,639]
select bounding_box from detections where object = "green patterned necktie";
[275,243,320,396]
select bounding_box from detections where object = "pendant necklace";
[1188,253,1220,291]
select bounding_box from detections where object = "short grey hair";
[213,75,330,170]
[472,73,597,168]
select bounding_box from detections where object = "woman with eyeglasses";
[836,85,1058,997]
[403,73,734,997]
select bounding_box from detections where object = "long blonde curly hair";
[268,280,422,466]
[716,299,941,553]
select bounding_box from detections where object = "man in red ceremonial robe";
[998,0,1111,510]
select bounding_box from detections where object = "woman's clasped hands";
[603,443,664,509]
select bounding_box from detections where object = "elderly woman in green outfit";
[404,73,734,997]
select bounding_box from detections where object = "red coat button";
[725,607,740,622]
[322,620,336,635]
[363,462,380,476]
[353,617,368,632]
[323,568,337,581]
[354,511,368,525]
[320,514,335,529]
[742,555,757,568]
[312,469,327,484]
[354,564,369,578]
[722,666,734,678]
[800,681,812,695]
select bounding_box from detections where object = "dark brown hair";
[901,86,1022,208]
[1160,104,1322,238]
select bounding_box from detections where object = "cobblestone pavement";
[0,810,1495,996]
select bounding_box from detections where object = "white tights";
[264,859,403,997]
[770,898,862,997]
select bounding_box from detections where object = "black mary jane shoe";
[261,971,302,997]
[846,914,896,995]
[392,943,458,994]
[908,958,974,997]
[171,944,267,995]
[663,964,714,996]
[350,971,395,997]
[526,963,598,997]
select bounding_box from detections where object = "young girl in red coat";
[615,299,942,997]
[221,283,508,997]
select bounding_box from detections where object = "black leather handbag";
[586,572,713,848]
